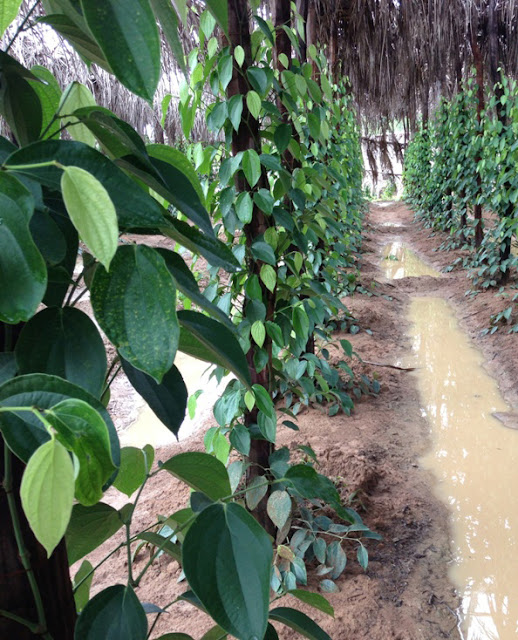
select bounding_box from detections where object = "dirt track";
[86,201,518,639]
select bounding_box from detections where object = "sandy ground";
[80,201,518,639]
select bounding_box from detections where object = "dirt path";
[87,201,518,639]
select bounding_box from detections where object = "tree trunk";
[0,323,76,639]
[227,0,274,535]
[471,33,484,248]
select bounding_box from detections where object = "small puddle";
[120,352,226,448]
[382,241,442,280]
[407,297,518,639]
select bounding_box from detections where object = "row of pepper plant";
[403,72,518,332]
[0,2,375,639]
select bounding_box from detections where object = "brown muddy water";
[382,240,442,279]
[407,297,518,640]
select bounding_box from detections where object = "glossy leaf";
[183,503,272,640]
[75,584,147,640]
[29,65,62,139]
[113,446,147,497]
[242,149,261,188]
[204,0,228,36]
[20,438,75,557]
[47,398,115,505]
[121,359,187,437]
[66,502,126,565]
[6,140,168,231]
[15,307,107,398]
[0,373,119,467]
[0,173,46,323]
[269,607,331,640]
[81,0,160,101]
[160,451,231,501]
[91,245,179,383]
[177,310,251,387]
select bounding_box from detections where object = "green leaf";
[251,320,266,347]
[6,140,168,231]
[274,123,292,153]
[15,307,107,398]
[0,373,119,466]
[91,245,179,383]
[234,45,245,67]
[149,0,186,76]
[269,607,331,640]
[177,310,251,387]
[0,174,46,323]
[260,264,277,292]
[121,358,187,437]
[285,465,341,509]
[20,438,75,557]
[66,502,126,565]
[137,532,181,562]
[0,52,43,146]
[160,451,231,501]
[73,560,94,613]
[293,305,309,339]
[113,446,147,497]
[266,490,291,530]
[247,67,269,95]
[326,540,347,579]
[47,399,115,505]
[58,82,97,146]
[246,90,261,120]
[0,0,22,37]
[81,0,160,101]
[319,579,339,593]
[75,584,147,640]
[0,352,17,385]
[204,0,228,36]
[250,240,276,266]
[245,476,268,511]
[357,544,368,570]
[252,384,275,420]
[242,149,261,188]
[61,166,118,270]
[228,94,243,132]
[235,191,253,224]
[161,218,240,272]
[229,424,250,456]
[183,503,272,640]
[29,65,62,139]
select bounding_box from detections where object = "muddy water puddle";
[382,240,441,279]
[407,297,518,640]
[120,352,226,448]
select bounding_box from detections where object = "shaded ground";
[82,201,518,639]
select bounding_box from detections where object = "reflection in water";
[121,352,227,448]
[407,298,518,640]
[382,240,441,279]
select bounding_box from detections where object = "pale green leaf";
[58,82,97,146]
[251,320,266,347]
[260,264,277,292]
[246,90,261,120]
[0,0,22,38]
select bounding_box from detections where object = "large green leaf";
[0,173,46,323]
[156,249,233,328]
[0,52,43,146]
[75,584,147,640]
[6,140,168,231]
[29,65,62,139]
[160,451,231,501]
[66,502,126,565]
[80,0,160,101]
[61,165,118,269]
[58,81,97,146]
[148,0,186,76]
[204,0,228,36]
[47,399,116,505]
[269,607,331,640]
[182,503,272,640]
[15,307,107,398]
[113,446,147,497]
[91,245,179,383]
[177,310,250,387]
[39,13,111,71]
[161,218,240,272]
[0,373,119,466]
[0,0,22,37]
[20,438,75,557]
[121,359,187,437]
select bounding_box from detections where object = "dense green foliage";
[0,2,373,639]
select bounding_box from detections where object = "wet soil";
[82,202,518,639]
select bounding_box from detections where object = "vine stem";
[2,446,54,639]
